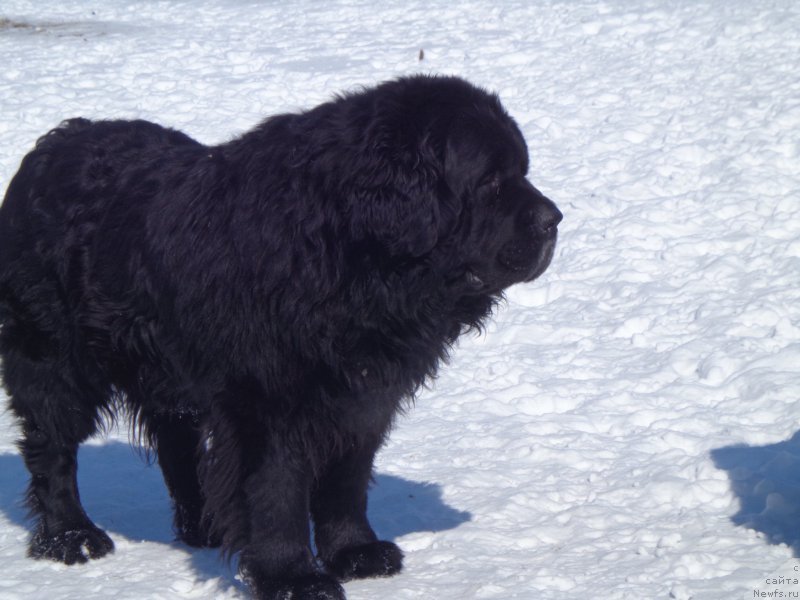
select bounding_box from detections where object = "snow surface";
[1,1,799,599]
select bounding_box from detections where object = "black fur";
[0,75,561,599]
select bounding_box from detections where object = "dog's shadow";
[712,431,800,556]
[0,440,471,584]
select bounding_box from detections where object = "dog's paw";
[29,524,114,565]
[246,572,346,600]
[175,523,222,548]
[173,505,221,548]
[325,540,403,581]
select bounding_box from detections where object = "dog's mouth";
[523,233,557,282]
[462,232,556,293]
[498,231,558,284]
[465,270,485,288]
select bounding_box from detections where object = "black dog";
[0,75,561,600]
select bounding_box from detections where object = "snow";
[0,0,799,598]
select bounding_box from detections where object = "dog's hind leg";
[2,348,114,564]
[148,410,220,548]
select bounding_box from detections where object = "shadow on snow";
[0,440,471,587]
[712,431,800,556]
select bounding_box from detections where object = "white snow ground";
[0,1,799,598]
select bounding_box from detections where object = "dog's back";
[0,117,200,236]
[0,118,200,360]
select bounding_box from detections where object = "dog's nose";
[531,196,562,235]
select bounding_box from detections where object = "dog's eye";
[478,173,501,197]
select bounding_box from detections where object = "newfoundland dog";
[0,75,561,599]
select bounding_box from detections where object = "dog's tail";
[0,118,95,354]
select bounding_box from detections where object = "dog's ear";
[340,131,443,258]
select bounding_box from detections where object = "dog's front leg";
[236,442,345,600]
[311,434,403,581]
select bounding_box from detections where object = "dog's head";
[439,84,561,292]
[335,75,561,291]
